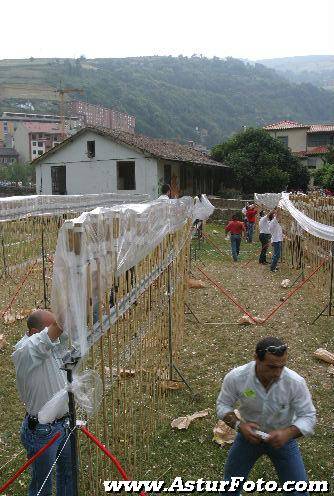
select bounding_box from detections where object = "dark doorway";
[164,163,171,185]
[51,166,66,194]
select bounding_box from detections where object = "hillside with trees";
[258,55,334,91]
[1,56,334,146]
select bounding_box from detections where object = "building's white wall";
[13,123,29,163]
[267,129,307,152]
[37,131,159,198]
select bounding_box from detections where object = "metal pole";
[1,234,8,277]
[311,244,334,324]
[167,264,173,381]
[41,220,48,308]
[329,241,334,316]
[66,364,79,496]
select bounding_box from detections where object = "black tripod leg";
[311,303,329,325]
[173,364,194,394]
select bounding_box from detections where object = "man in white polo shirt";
[217,336,316,496]
[268,209,283,272]
[12,309,74,496]
[258,210,271,264]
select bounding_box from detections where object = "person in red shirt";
[225,214,246,261]
[246,204,258,243]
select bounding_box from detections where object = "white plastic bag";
[38,389,69,424]
[193,195,215,221]
[38,370,103,424]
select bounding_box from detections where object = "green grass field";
[0,222,333,494]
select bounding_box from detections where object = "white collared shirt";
[259,216,271,235]
[12,328,68,416]
[217,361,316,436]
[157,194,170,200]
[269,217,283,242]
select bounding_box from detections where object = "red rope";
[80,426,147,496]
[202,233,228,258]
[196,265,257,322]
[0,432,61,494]
[262,257,328,323]
[197,256,328,325]
[0,259,39,318]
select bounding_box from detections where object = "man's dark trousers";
[259,233,271,263]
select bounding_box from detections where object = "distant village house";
[263,120,334,175]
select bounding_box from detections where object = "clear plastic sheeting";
[0,193,149,222]
[192,194,215,221]
[279,192,334,241]
[51,197,194,357]
[255,192,334,241]
[38,370,103,424]
[254,193,282,209]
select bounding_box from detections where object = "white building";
[33,127,228,198]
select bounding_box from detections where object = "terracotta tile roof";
[294,146,329,157]
[308,124,334,133]
[33,126,227,168]
[263,120,310,131]
[264,120,334,133]
[21,122,62,133]
[96,127,225,167]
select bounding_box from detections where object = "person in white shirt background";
[12,310,74,496]
[157,183,171,200]
[217,336,316,496]
[268,209,284,272]
[258,210,271,265]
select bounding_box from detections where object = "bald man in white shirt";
[12,310,74,496]
[217,336,316,496]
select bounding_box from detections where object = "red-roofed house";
[263,120,334,175]
[32,127,228,196]
[14,121,65,163]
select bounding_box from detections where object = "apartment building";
[14,122,64,163]
[0,112,81,149]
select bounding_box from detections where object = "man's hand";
[47,321,63,342]
[267,427,298,448]
[239,422,262,444]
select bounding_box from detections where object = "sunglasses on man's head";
[264,344,288,356]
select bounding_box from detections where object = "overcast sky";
[2,0,333,61]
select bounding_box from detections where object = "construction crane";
[56,86,84,138]
[1,83,84,139]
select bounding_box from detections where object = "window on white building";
[87,140,95,158]
[117,161,136,190]
[276,135,289,147]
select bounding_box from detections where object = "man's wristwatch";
[234,420,241,432]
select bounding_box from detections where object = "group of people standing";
[225,203,283,272]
